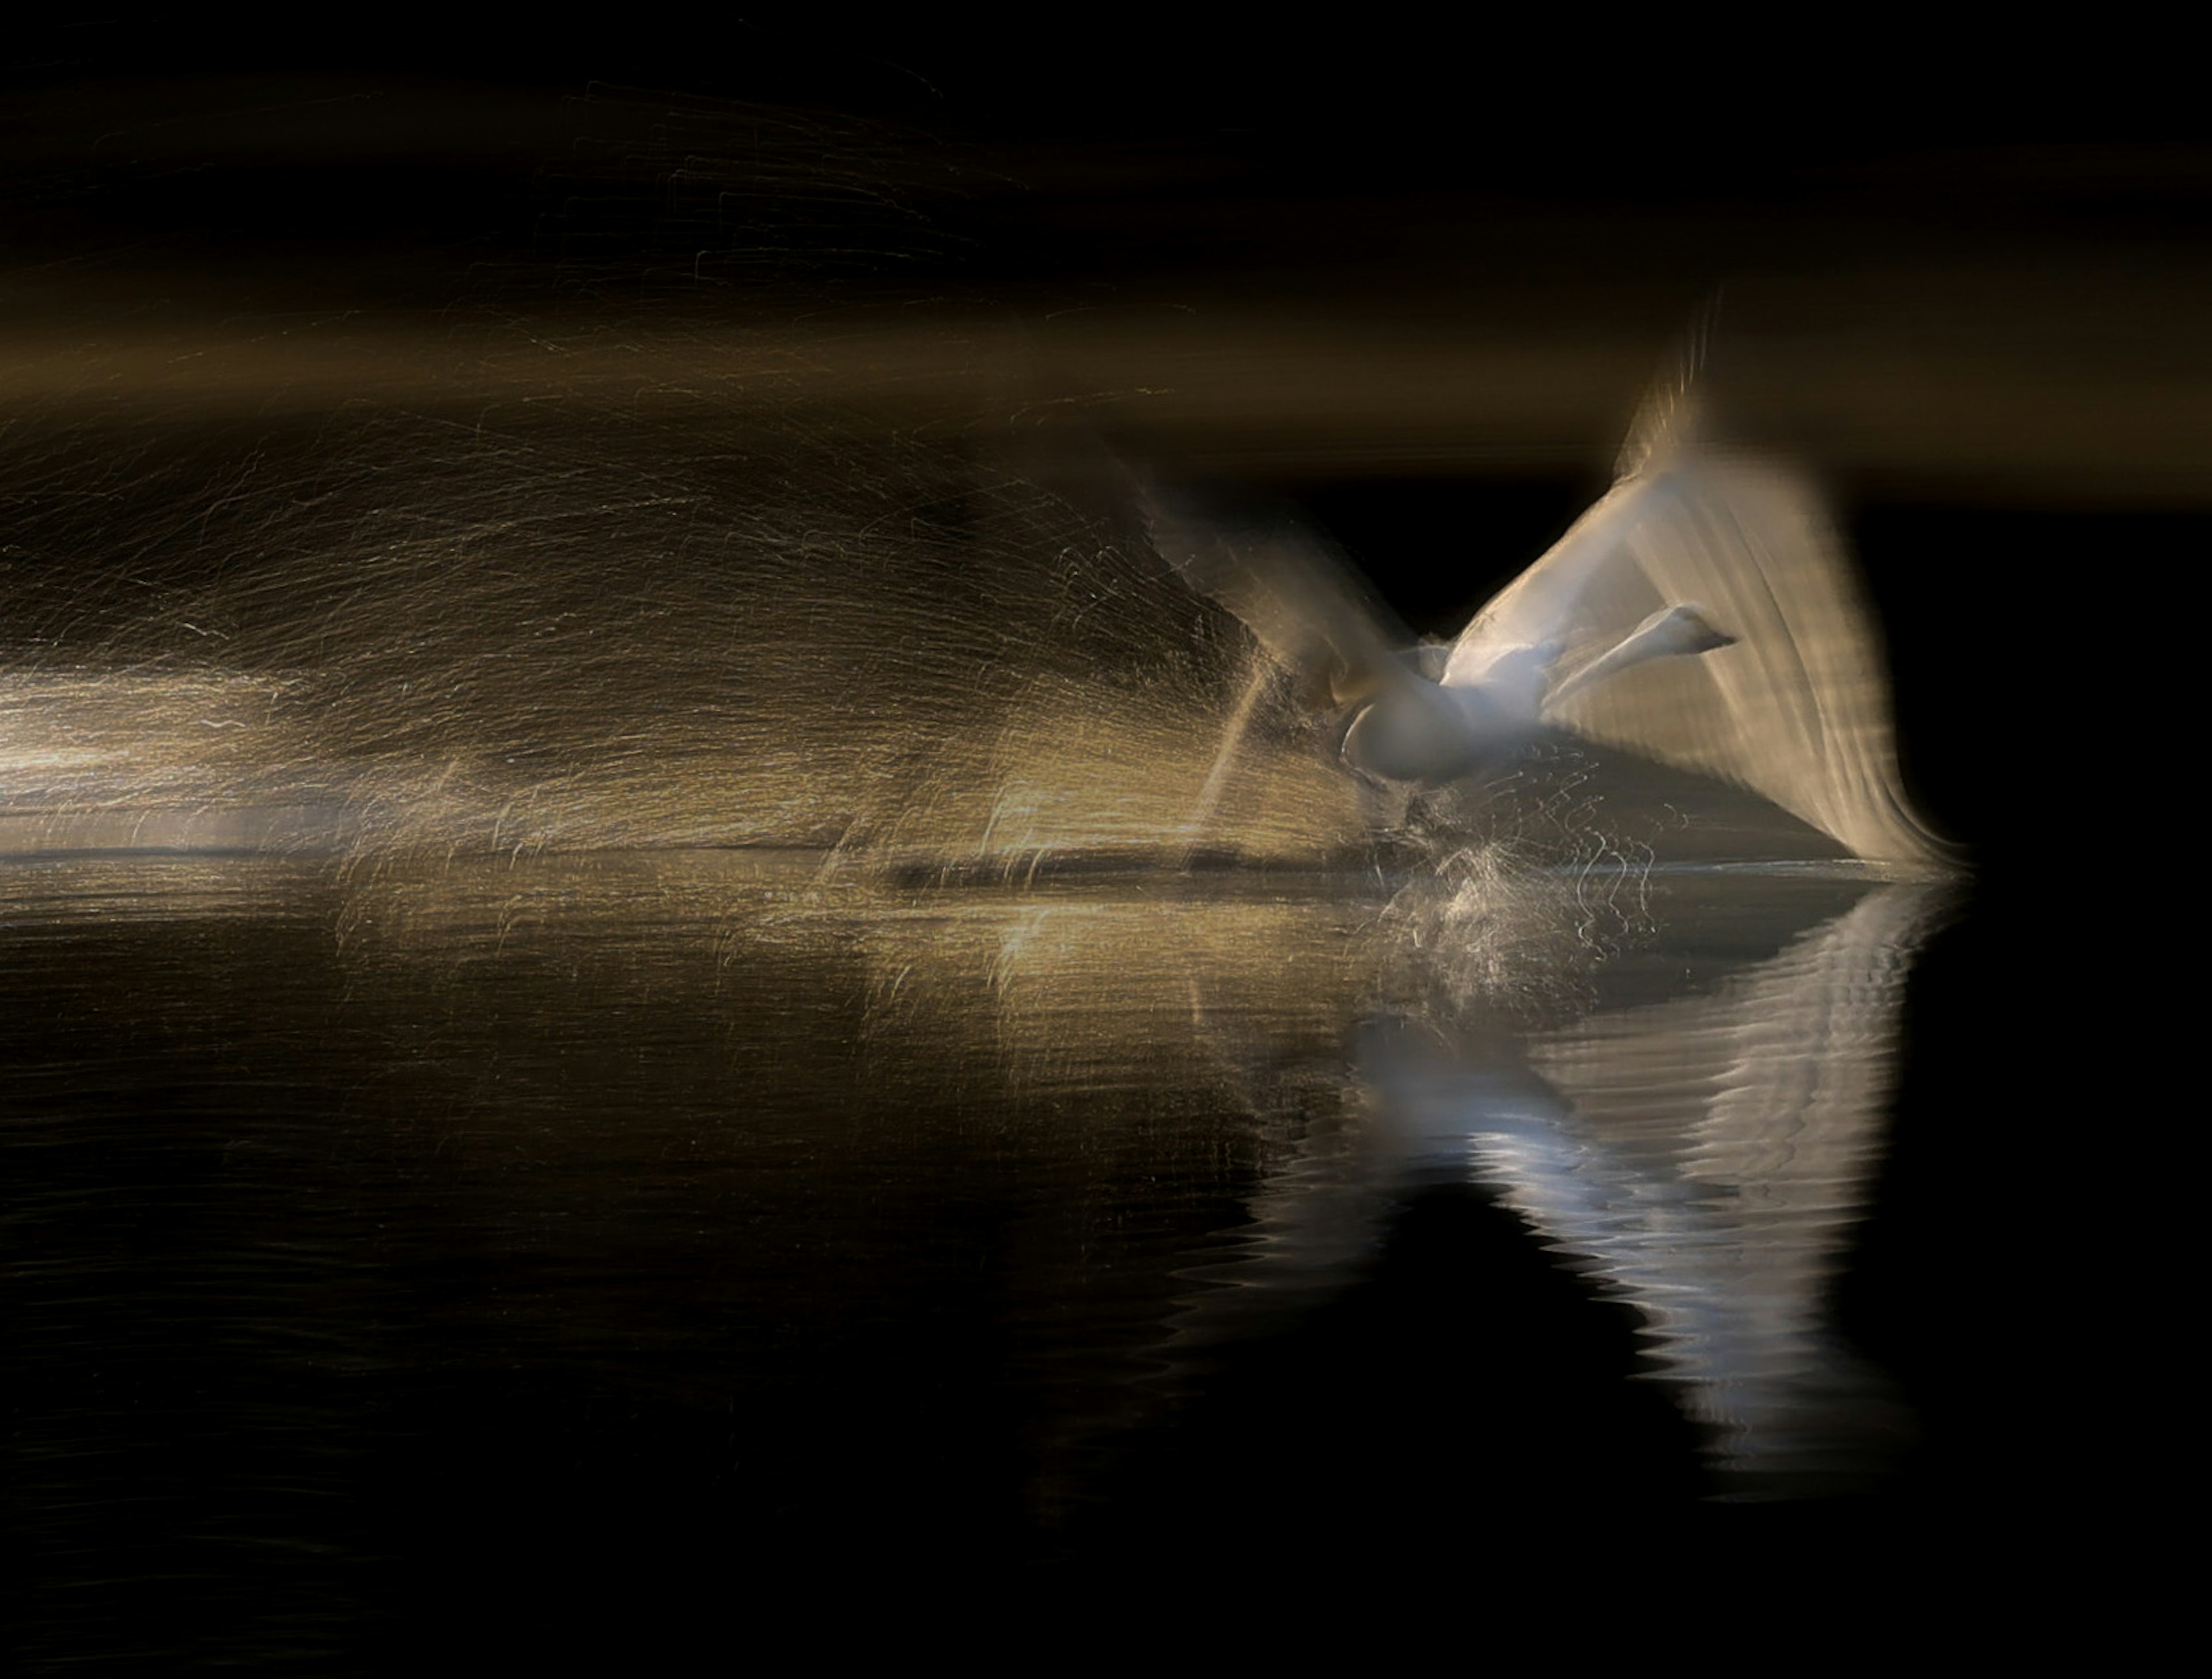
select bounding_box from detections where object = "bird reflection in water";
[918,862,1953,1501]
[1267,883,1942,1497]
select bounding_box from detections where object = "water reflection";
[891,858,1955,1498]
[10,846,1945,1495]
[1368,878,1948,1495]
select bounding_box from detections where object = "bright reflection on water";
[7,845,1948,1556]
[1362,876,1946,1495]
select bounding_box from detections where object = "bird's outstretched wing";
[1446,449,1951,871]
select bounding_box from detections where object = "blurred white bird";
[1136,366,1953,871]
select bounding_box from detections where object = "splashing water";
[0,397,1377,874]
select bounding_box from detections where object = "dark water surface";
[7,849,1978,1657]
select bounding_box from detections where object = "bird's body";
[1340,653,1542,784]
[1136,372,1953,873]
